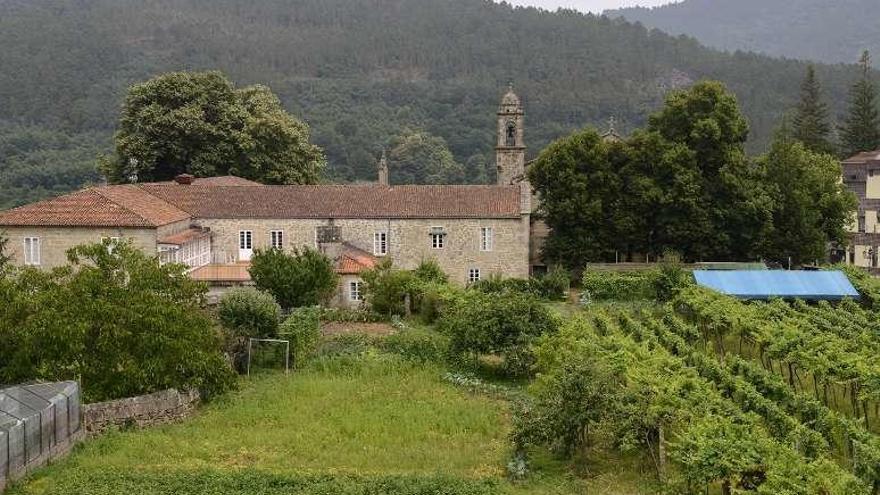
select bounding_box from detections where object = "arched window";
[505,120,517,146]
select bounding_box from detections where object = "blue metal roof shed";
[693,270,860,301]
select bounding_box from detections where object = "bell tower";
[496,84,526,186]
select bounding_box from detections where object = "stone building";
[841,151,880,269]
[0,88,537,307]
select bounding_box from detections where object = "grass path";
[10,355,654,494]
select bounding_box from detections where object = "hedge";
[6,469,498,495]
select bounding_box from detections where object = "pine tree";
[792,65,833,154]
[841,51,880,156]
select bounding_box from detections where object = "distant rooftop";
[693,270,859,301]
[843,151,880,164]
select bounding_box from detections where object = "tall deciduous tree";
[646,81,772,261]
[841,51,880,156]
[758,133,857,265]
[792,65,834,154]
[530,82,803,266]
[385,131,465,185]
[100,71,326,184]
[528,128,625,267]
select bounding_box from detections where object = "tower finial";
[377,150,389,186]
[602,116,622,143]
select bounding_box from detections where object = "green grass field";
[9,354,654,494]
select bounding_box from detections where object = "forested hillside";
[609,0,880,64]
[0,0,868,208]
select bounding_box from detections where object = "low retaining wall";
[0,382,82,493]
[81,388,200,436]
[1,385,200,493]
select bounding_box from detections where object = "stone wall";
[81,388,200,436]
[1,226,158,269]
[198,216,530,284]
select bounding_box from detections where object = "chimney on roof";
[174,174,195,185]
[377,151,389,186]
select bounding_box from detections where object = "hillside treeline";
[0,0,869,207]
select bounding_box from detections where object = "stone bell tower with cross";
[496,84,526,186]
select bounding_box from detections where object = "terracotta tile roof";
[158,227,210,246]
[335,244,379,275]
[147,176,261,186]
[94,186,190,226]
[0,186,189,228]
[140,184,522,219]
[0,181,522,228]
[189,263,252,282]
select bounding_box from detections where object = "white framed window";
[239,230,253,250]
[468,268,481,284]
[373,231,388,256]
[349,281,363,301]
[431,227,445,249]
[23,237,41,266]
[102,236,121,253]
[480,227,493,252]
[270,230,284,250]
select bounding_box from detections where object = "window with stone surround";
[239,230,253,250]
[349,281,363,301]
[24,237,40,266]
[431,227,446,249]
[468,268,481,284]
[373,231,388,256]
[480,227,493,252]
[270,230,284,250]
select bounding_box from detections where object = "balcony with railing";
[157,228,212,272]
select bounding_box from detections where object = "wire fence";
[0,382,81,490]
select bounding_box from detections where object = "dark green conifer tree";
[792,65,833,154]
[841,51,880,156]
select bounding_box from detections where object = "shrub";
[0,231,11,275]
[361,259,419,316]
[379,328,450,364]
[531,266,570,300]
[438,291,559,376]
[319,307,385,323]
[218,287,281,338]
[315,332,375,359]
[249,248,338,310]
[279,306,322,368]
[0,241,235,402]
[413,259,449,284]
[470,269,570,301]
[837,263,880,309]
[653,261,694,302]
[581,268,658,302]
[20,469,499,495]
[417,282,463,324]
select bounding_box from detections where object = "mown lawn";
[10,354,654,494]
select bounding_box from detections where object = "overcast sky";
[503,0,675,13]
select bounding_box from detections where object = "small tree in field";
[218,287,281,338]
[439,291,559,376]
[0,241,235,402]
[249,248,338,310]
